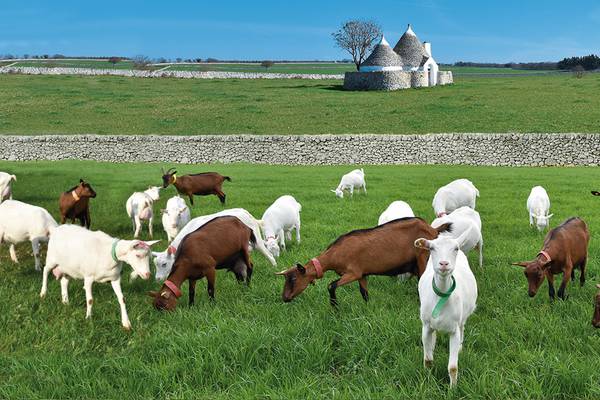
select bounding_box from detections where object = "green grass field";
[0,73,598,135]
[1,161,600,399]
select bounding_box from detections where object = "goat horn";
[274,270,287,275]
[166,168,176,174]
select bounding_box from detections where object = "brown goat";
[276,217,450,306]
[512,217,589,300]
[161,168,230,206]
[593,284,600,328]
[59,179,97,229]
[149,216,254,311]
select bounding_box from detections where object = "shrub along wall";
[1,134,599,166]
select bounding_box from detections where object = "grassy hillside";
[0,161,600,398]
[0,73,598,135]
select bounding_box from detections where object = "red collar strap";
[164,280,182,298]
[538,250,552,263]
[312,258,323,279]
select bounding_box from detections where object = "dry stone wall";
[0,134,598,166]
[0,66,343,80]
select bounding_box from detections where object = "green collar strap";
[111,239,120,263]
[431,276,456,319]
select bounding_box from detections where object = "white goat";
[0,200,57,270]
[331,168,366,198]
[415,229,478,387]
[432,179,479,217]
[40,224,159,330]
[431,206,484,268]
[161,195,191,242]
[527,186,553,231]
[378,200,415,225]
[0,172,16,203]
[260,195,302,258]
[152,208,276,281]
[126,186,161,238]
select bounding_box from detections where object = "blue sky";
[1,0,599,63]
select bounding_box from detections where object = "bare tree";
[332,20,381,71]
[132,55,151,70]
[261,60,274,70]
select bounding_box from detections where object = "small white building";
[344,24,452,91]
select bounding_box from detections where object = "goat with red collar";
[276,217,451,306]
[432,178,479,218]
[512,217,589,300]
[149,216,255,311]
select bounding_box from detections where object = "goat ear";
[511,262,529,268]
[414,238,430,250]
[144,240,161,247]
[456,226,472,249]
[296,263,306,274]
[151,251,161,258]
[160,291,171,299]
[79,179,84,183]
[147,291,158,298]
[547,213,554,219]
[275,270,287,276]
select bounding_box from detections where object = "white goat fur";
[0,200,57,270]
[161,195,191,242]
[260,195,302,258]
[0,172,17,203]
[432,179,479,217]
[378,201,415,225]
[526,186,552,231]
[332,168,366,198]
[152,208,276,281]
[40,224,159,330]
[431,206,484,268]
[126,186,161,238]
[416,231,478,387]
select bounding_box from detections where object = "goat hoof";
[424,359,434,368]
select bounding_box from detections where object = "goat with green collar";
[40,224,159,330]
[414,227,478,387]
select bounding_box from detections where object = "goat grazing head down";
[532,213,553,232]
[161,168,177,188]
[511,254,551,297]
[276,262,316,302]
[265,237,281,258]
[331,188,344,198]
[77,179,97,198]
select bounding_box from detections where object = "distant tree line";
[557,54,600,71]
[452,61,558,70]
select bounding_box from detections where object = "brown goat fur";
[58,179,97,228]
[161,167,230,206]
[149,216,254,311]
[276,217,451,306]
[512,217,589,300]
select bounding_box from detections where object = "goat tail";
[435,222,452,235]
[224,176,232,182]
[10,175,16,182]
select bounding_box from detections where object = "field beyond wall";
[0,73,599,135]
[1,161,600,399]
